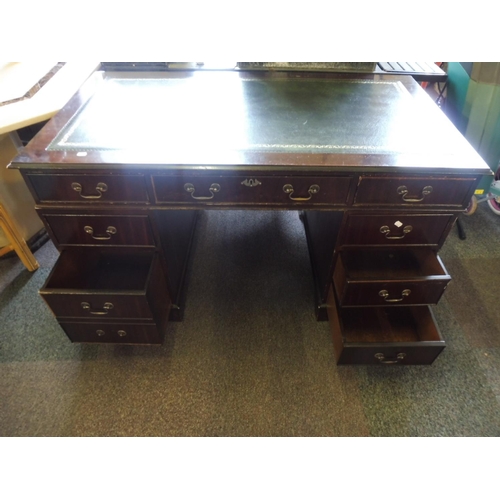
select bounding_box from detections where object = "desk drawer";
[341,213,454,247]
[327,286,445,365]
[152,174,352,206]
[26,173,149,204]
[334,249,451,306]
[59,321,163,344]
[40,249,169,322]
[354,176,476,208]
[43,214,155,247]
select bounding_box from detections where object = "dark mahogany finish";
[152,173,353,207]
[340,213,455,247]
[353,176,477,208]
[60,322,164,344]
[327,287,445,365]
[41,214,156,247]
[25,173,150,204]
[334,249,451,307]
[40,249,170,345]
[8,69,493,361]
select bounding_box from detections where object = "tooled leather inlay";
[47,74,436,155]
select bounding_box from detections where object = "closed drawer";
[152,174,352,206]
[327,286,445,365]
[334,248,451,306]
[40,249,170,323]
[42,214,155,247]
[25,173,149,204]
[59,321,163,344]
[354,176,477,208]
[341,213,455,247]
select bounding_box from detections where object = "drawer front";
[40,248,169,322]
[59,322,163,344]
[333,250,451,306]
[152,174,352,206]
[354,176,476,208]
[43,214,155,247]
[26,173,149,204]
[41,293,154,320]
[341,214,454,247]
[335,280,450,307]
[327,286,445,365]
[334,340,445,365]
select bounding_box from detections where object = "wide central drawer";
[42,214,156,247]
[334,248,451,306]
[151,174,353,206]
[327,286,445,365]
[40,248,170,323]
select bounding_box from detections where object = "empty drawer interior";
[338,248,449,280]
[42,248,155,292]
[338,305,443,344]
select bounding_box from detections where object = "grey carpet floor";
[1,205,500,436]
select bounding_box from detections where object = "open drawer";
[327,285,445,365]
[40,248,170,325]
[334,248,451,307]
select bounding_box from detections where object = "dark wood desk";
[9,70,493,365]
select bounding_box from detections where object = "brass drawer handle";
[84,225,117,240]
[397,185,433,202]
[380,225,413,239]
[72,182,108,199]
[96,329,106,337]
[184,183,221,200]
[375,353,406,364]
[378,289,411,302]
[81,302,114,315]
[283,184,320,201]
[117,330,127,337]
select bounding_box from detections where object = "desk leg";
[302,210,344,321]
[456,217,467,240]
[154,209,200,321]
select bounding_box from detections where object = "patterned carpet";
[1,204,499,436]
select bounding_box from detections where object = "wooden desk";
[9,70,493,365]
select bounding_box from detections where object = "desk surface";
[11,70,491,176]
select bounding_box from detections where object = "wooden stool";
[0,203,39,272]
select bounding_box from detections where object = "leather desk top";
[9,70,492,176]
